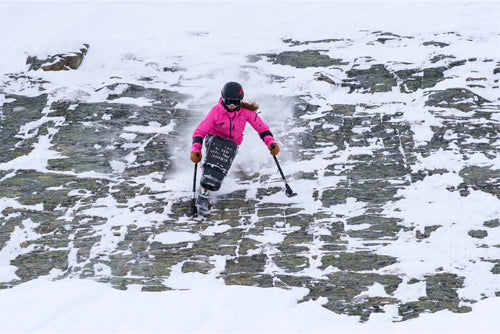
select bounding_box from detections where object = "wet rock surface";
[27,44,90,71]
[1,31,499,322]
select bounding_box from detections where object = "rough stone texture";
[249,50,348,68]
[426,88,490,112]
[468,230,488,239]
[0,93,48,163]
[484,219,500,228]
[47,85,188,176]
[399,273,470,321]
[344,64,397,93]
[27,44,90,71]
[1,31,500,322]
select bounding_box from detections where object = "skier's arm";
[248,112,279,155]
[191,108,216,152]
[248,112,275,145]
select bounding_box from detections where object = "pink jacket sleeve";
[191,108,216,152]
[247,112,276,146]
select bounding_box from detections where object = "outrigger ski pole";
[270,144,297,198]
[189,162,198,216]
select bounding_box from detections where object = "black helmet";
[221,82,244,111]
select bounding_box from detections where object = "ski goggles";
[223,98,241,108]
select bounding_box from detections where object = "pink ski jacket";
[191,98,276,153]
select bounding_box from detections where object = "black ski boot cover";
[200,135,238,191]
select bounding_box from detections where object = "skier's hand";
[268,143,280,156]
[191,151,202,163]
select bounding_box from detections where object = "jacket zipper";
[229,113,237,140]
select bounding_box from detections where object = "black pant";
[200,135,238,191]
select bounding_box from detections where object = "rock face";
[26,44,89,71]
[1,31,500,322]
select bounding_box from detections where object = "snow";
[153,231,202,244]
[0,277,499,333]
[1,0,500,333]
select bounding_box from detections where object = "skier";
[190,81,280,212]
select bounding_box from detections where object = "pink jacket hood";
[191,98,275,152]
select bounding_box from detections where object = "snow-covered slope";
[0,1,499,332]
